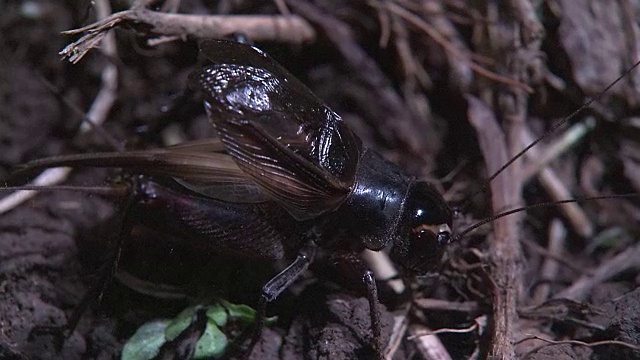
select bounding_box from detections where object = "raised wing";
[189,40,362,220]
[14,140,268,203]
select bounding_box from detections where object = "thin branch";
[408,324,455,360]
[371,0,533,93]
[553,243,640,301]
[532,220,566,303]
[518,333,640,359]
[520,125,595,238]
[1,0,119,215]
[60,9,315,63]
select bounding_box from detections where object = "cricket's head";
[390,181,453,275]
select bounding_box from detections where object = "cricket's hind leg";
[28,187,138,348]
[233,244,316,360]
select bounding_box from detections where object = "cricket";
[1,1,639,360]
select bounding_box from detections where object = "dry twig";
[60,9,315,63]
[553,243,640,301]
[518,333,640,359]
[466,95,523,360]
[520,125,595,238]
[371,0,533,93]
[0,0,119,215]
[408,324,454,360]
[532,220,566,303]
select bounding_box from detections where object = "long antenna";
[461,60,640,209]
[454,194,639,241]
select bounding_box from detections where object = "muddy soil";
[1,1,640,360]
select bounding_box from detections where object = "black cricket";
[13,39,454,358]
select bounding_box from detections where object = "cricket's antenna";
[460,60,640,211]
[454,194,639,242]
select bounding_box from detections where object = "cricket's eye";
[391,182,453,274]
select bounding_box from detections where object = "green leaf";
[123,300,267,360]
[193,320,229,359]
[205,302,228,327]
[219,299,277,325]
[165,306,198,341]
[220,299,257,322]
[121,320,169,360]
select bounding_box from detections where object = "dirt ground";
[1,1,640,359]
